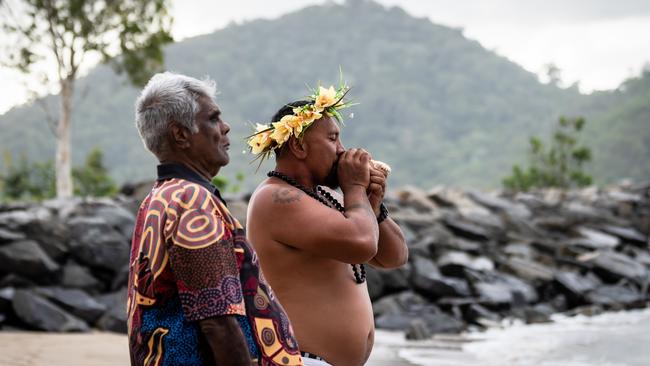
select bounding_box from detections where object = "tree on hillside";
[503,116,593,191]
[1,0,173,198]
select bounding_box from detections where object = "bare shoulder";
[249,181,307,212]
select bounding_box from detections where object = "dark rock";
[461,211,506,233]
[61,261,103,291]
[377,263,411,293]
[411,256,471,298]
[503,257,554,282]
[420,311,465,334]
[95,288,128,333]
[111,264,130,291]
[503,242,535,259]
[554,271,601,302]
[588,251,648,285]
[0,228,26,243]
[375,312,418,331]
[467,191,532,219]
[405,318,431,340]
[443,216,490,241]
[474,282,513,305]
[0,207,68,260]
[34,287,107,323]
[473,273,538,306]
[570,227,620,249]
[0,273,36,288]
[373,291,429,318]
[0,287,14,314]
[0,240,60,279]
[396,186,439,213]
[600,225,647,244]
[561,202,615,224]
[94,204,136,240]
[68,216,130,273]
[524,304,553,324]
[566,304,604,317]
[12,290,89,332]
[586,285,644,307]
[438,251,494,277]
[391,209,438,229]
[463,303,501,325]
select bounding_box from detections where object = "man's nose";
[221,121,231,135]
[336,141,345,154]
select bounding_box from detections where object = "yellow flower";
[248,130,272,154]
[293,106,322,125]
[314,86,337,109]
[270,121,292,145]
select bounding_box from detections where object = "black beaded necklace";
[267,171,366,284]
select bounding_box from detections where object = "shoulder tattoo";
[272,187,302,204]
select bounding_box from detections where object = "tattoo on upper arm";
[272,188,302,204]
[345,203,375,219]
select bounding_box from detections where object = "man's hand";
[367,165,387,216]
[337,148,371,193]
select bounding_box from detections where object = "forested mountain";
[0,0,645,189]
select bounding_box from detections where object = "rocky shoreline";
[0,182,648,338]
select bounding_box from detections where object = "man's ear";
[170,122,191,149]
[287,136,308,160]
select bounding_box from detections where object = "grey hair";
[134,72,217,156]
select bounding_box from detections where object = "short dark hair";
[271,100,311,122]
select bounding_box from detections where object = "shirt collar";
[156,163,226,205]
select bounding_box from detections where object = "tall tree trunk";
[56,79,73,198]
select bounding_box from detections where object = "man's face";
[187,95,230,176]
[303,116,345,189]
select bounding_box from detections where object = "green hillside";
[0,0,645,190]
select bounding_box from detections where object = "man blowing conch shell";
[246,82,408,366]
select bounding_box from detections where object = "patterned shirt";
[127,163,302,366]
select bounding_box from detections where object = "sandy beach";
[2,308,649,366]
[0,330,426,366]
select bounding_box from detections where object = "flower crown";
[246,80,354,162]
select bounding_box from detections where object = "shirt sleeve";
[165,186,245,322]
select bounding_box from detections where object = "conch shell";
[370,159,391,176]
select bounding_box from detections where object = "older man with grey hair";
[127,72,303,366]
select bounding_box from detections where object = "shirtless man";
[246,94,408,365]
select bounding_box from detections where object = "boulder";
[61,261,103,291]
[95,288,128,333]
[554,271,601,304]
[503,257,554,282]
[0,240,60,279]
[411,256,471,298]
[586,285,644,308]
[12,290,89,332]
[438,251,494,278]
[467,190,532,219]
[34,287,107,323]
[587,251,648,285]
[68,216,130,273]
[570,227,620,249]
[0,228,25,243]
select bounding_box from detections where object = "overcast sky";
[1,0,649,114]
